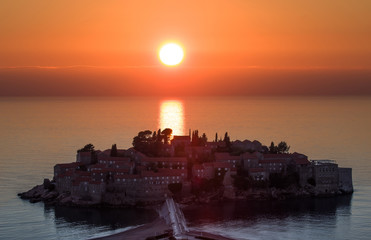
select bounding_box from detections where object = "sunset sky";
[1,0,370,96]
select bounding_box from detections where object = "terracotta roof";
[142,157,187,163]
[113,162,133,169]
[213,162,232,169]
[98,155,131,162]
[121,175,140,179]
[141,169,186,177]
[259,159,286,164]
[294,158,310,165]
[215,153,241,161]
[88,163,106,170]
[172,136,191,141]
[263,154,292,159]
[185,146,211,153]
[55,162,82,168]
[241,152,260,159]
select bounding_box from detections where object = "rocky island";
[19,129,353,207]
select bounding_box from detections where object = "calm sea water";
[0,96,370,240]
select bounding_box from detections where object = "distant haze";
[1,67,370,96]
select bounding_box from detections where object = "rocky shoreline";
[18,178,353,208]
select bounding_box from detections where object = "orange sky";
[1,0,370,96]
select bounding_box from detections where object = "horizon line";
[1,65,370,71]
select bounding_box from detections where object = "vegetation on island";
[77,143,95,153]
[269,141,290,154]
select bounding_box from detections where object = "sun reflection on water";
[159,100,185,136]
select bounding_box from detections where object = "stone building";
[311,160,340,194]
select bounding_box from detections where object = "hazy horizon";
[1,67,371,97]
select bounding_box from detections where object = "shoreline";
[89,217,238,240]
[18,181,354,208]
[89,218,170,240]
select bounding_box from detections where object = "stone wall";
[338,168,353,193]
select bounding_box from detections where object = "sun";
[159,43,184,66]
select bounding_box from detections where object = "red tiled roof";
[259,159,286,164]
[56,162,82,168]
[121,175,140,179]
[213,162,232,169]
[215,153,241,161]
[263,154,292,159]
[185,146,211,153]
[141,169,186,177]
[172,136,191,141]
[113,162,133,169]
[98,155,131,162]
[241,152,260,159]
[88,163,106,169]
[294,158,310,165]
[142,157,187,163]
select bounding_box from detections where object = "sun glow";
[159,100,185,136]
[159,43,184,66]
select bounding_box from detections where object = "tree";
[200,133,208,146]
[223,132,231,148]
[161,128,173,145]
[132,130,153,153]
[277,141,290,154]
[110,144,117,157]
[269,142,278,154]
[215,132,218,142]
[191,130,199,146]
[77,143,95,153]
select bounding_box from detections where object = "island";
[19,128,353,207]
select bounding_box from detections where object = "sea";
[0,96,370,240]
